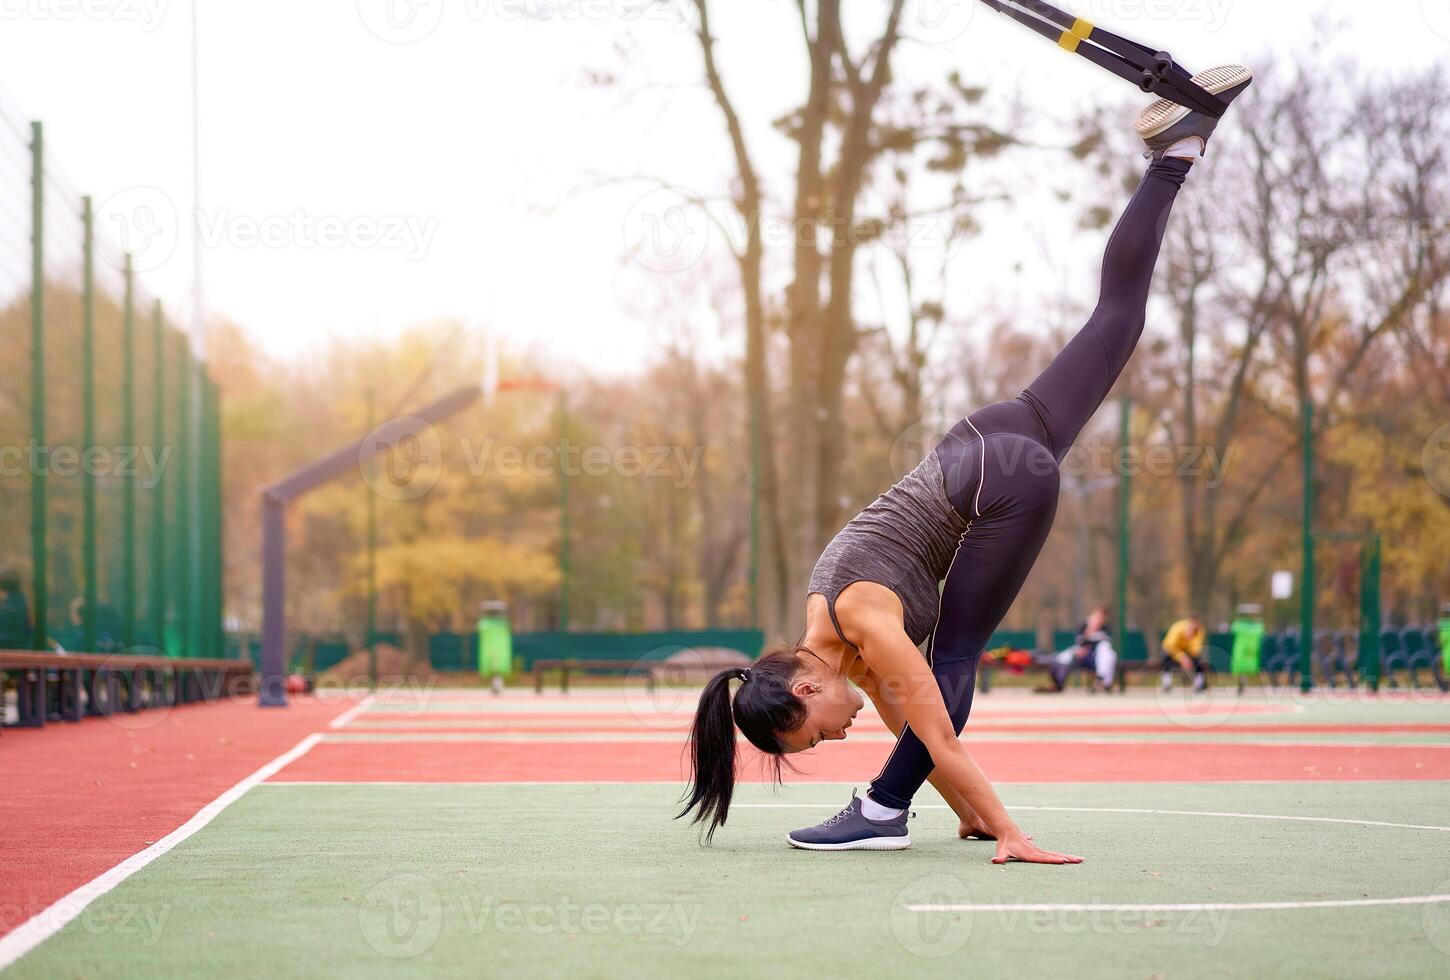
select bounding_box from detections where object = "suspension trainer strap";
[976,0,1230,118]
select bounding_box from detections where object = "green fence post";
[202,372,214,659]
[1299,400,1315,693]
[214,378,225,658]
[1116,397,1131,642]
[82,196,98,652]
[748,393,760,630]
[178,342,193,656]
[192,359,204,657]
[203,375,222,658]
[558,388,570,660]
[1360,536,1382,690]
[365,387,378,687]
[122,255,137,648]
[151,300,166,651]
[29,121,46,650]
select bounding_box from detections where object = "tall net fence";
[0,86,224,658]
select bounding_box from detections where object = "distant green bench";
[531,658,656,694]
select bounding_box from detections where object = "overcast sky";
[1,0,1447,375]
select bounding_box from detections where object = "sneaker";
[1160,672,1173,693]
[1136,64,1254,159]
[787,790,911,851]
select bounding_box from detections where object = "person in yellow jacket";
[1161,615,1207,692]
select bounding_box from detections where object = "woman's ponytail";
[677,650,811,843]
[678,667,744,842]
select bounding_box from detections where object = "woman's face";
[777,670,864,754]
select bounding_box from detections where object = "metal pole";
[210,379,224,658]
[1116,397,1131,643]
[178,347,193,655]
[189,0,207,662]
[151,301,166,650]
[121,255,136,648]
[748,397,760,629]
[29,121,46,650]
[258,384,482,706]
[1299,399,1314,693]
[1072,484,1087,627]
[82,196,98,652]
[260,493,287,706]
[558,389,570,656]
[366,387,378,689]
[199,376,214,659]
[1361,535,1381,691]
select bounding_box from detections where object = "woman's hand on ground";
[991,832,1082,865]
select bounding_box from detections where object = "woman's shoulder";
[832,581,907,631]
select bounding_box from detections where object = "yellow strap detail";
[1071,17,1094,38]
[1058,31,1081,52]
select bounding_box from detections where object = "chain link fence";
[0,85,223,659]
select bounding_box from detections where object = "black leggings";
[869,157,1191,810]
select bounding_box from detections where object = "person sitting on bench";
[1047,606,1117,692]
[1160,614,1208,692]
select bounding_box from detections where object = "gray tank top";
[808,452,971,647]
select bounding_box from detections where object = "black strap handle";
[976,0,1230,118]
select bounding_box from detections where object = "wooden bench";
[532,659,656,695]
[0,651,254,728]
[646,648,752,686]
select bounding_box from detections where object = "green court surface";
[11,780,1450,979]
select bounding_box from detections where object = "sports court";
[5,685,1450,977]
[4,0,1450,977]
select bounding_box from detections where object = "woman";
[681,66,1253,862]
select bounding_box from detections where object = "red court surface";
[337,721,1450,735]
[7,689,1449,953]
[356,704,1301,723]
[268,738,1450,784]
[0,696,355,939]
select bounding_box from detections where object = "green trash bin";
[1230,607,1265,678]
[477,601,513,683]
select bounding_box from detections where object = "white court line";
[0,733,324,972]
[327,694,378,729]
[258,780,687,787]
[733,803,1450,833]
[909,895,1450,913]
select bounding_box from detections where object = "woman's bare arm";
[847,659,997,838]
[839,589,1081,864]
